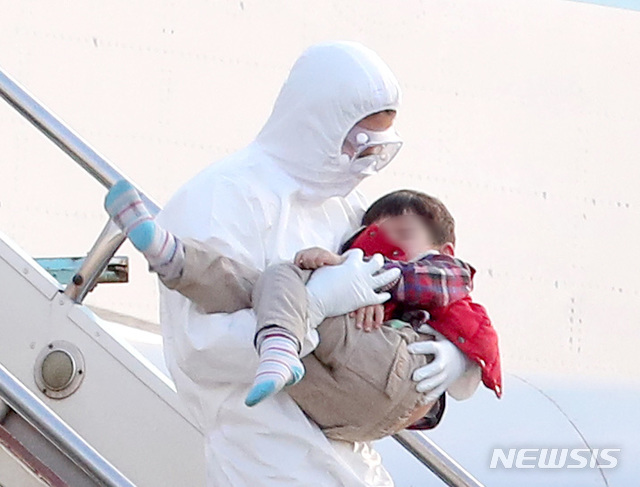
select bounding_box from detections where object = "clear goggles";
[342,125,403,175]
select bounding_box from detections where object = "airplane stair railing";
[0,363,135,487]
[392,430,483,487]
[0,66,484,487]
[0,68,159,304]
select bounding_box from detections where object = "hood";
[254,41,401,201]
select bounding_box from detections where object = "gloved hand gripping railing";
[0,65,484,487]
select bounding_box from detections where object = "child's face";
[376,213,440,261]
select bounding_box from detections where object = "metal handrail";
[0,363,136,487]
[64,220,127,303]
[393,430,484,487]
[0,65,484,487]
[0,67,158,303]
[0,69,157,200]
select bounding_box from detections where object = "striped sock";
[245,328,305,407]
[104,180,177,269]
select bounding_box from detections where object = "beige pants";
[162,238,436,442]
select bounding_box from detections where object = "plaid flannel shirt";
[381,252,474,309]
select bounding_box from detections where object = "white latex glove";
[407,324,468,402]
[306,248,401,327]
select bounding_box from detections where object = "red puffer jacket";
[350,224,502,398]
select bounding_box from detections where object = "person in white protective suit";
[154,41,477,487]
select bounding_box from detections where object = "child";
[105,183,501,441]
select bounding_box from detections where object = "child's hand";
[350,304,385,332]
[294,247,343,270]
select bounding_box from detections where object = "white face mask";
[342,125,403,175]
[305,124,402,200]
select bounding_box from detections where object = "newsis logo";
[490,448,621,469]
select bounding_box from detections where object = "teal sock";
[245,328,305,407]
[104,180,177,268]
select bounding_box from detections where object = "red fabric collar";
[349,224,407,261]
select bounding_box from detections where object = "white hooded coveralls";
[156,42,401,486]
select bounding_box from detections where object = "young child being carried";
[105,183,501,441]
